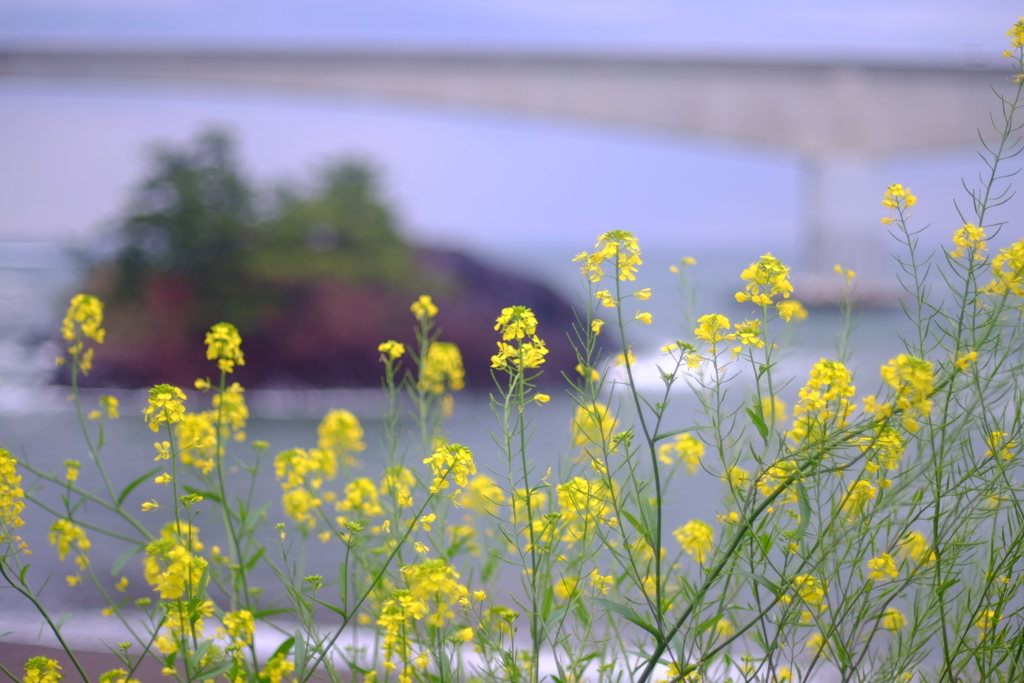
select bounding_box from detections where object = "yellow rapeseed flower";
[694,314,735,355]
[833,263,856,282]
[735,253,794,305]
[494,305,539,340]
[48,519,90,562]
[981,239,1024,298]
[789,359,856,443]
[880,354,934,431]
[23,657,62,683]
[842,480,877,520]
[882,607,906,631]
[954,350,978,371]
[867,553,898,581]
[950,223,988,259]
[204,322,244,373]
[423,443,477,495]
[657,433,704,473]
[492,307,548,371]
[142,384,186,432]
[378,340,406,360]
[572,403,618,453]
[984,431,1018,460]
[61,294,105,344]
[899,531,935,564]
[574,230,643,282]
[410,294,439,321]
[777,300,808,322]
[882,183,917,210]
[420,342,466,393]
[674,520,714,563]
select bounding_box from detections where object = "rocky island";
[62,130,583,389]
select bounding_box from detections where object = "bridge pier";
[799,155,898,306]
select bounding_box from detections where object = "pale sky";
[0,1,1020,263]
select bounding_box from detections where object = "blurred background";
[1,0,1023,642]
[0,0,1022,393]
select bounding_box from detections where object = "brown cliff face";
[61,248,590,389]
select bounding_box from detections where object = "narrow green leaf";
[117,467,161,506]
[182,486,221,504]
[311,596,347,619]
[198,660,234,680]
[271,636,295,660]
[620,509,650,537]
[735,569,782,597]
[747,408,769,440]
[253,608,290,620]
[112,545,144,577]
[188,640,213,668]
[293,629,306,674]
[241,501,273,536]
[794,481,812,543]
[243,546,266,572]
[590,597,663,643]
[695,612,725,635]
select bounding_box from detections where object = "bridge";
[1,48,1014,300]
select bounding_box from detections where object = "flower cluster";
[694,314,735,356]
[572,403,618,457]
[0,448,25,534]
[984,431,1019,460]
[789,359,856,443]
[219,609,255,663]
[88,395,120,420]
[48,519,91,582]
[858,426,905,472]
[880,183,917,224]
[882,607,907,631]
[657,433,704,473]
[204,322,245,373]
[674,520,714,563]
[143,384,187,433]
[99,668,141,683]
[419,342,466,394]
[58,293,106,374]
[843,479,877,520]
[318,408,367,469]
[378,339,406,360]
[23,657,62,683]
[786,574,828,612]
[411,294,439,321]
[260,653,295,683]
[275,448,328,527]
[378,590,429,682]
[950,223,988,259]
[755,459,801,507]
[867,553,898,581]
[735,253,794,306]
[335,477,385,525]
[981,239,1024,298]
[459,475,507,516]
[875,354,934,431]
[558,476,617,545]
[1007,16,1024,54]
[424,443,477,495]
[899,531,936,564]
[143,522,207,601]
[574,230,643,283]
[491,306,548,371]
